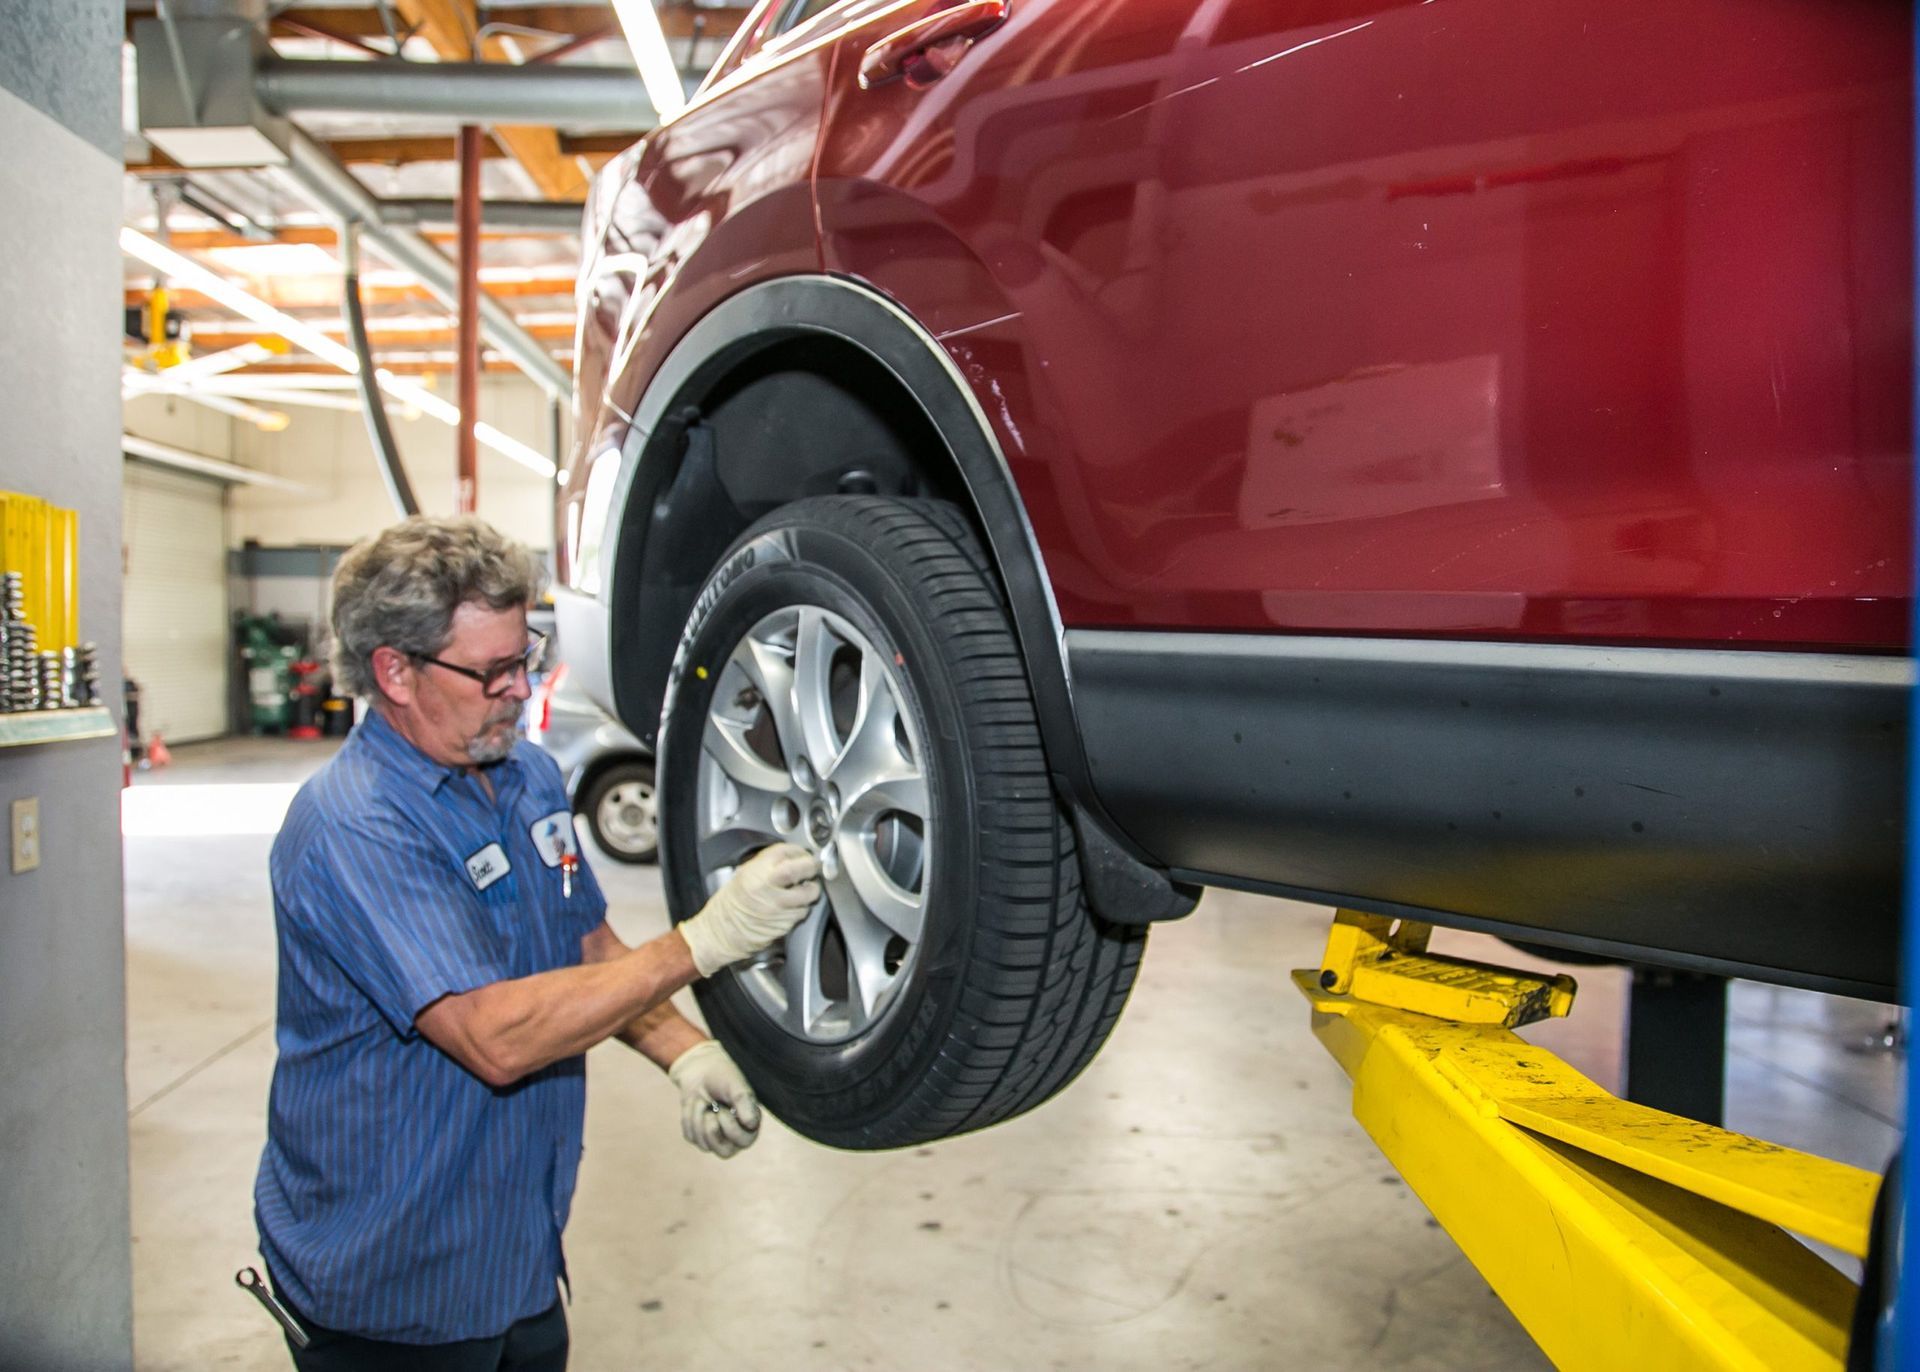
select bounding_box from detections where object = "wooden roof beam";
[230,358,567,376]
[126,132,634,175]
[394,0,591,201]
[192,321,575,347]
[151,225,570,252]
[264,5,748,45]
[126,277,577,310]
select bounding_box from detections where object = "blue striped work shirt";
[256,709,607,1343]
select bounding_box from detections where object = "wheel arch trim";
[597,274,1103,832]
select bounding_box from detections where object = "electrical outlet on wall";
[12,797,40,874]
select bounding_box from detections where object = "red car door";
[813,0,1912,651]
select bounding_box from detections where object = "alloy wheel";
[695,605,930,1044]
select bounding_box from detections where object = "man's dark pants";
[271,1280,568,1372]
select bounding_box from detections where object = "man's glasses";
[413,632,549,698]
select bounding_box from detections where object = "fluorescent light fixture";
[179,391,293,431]
[199,373,362,391]
[176,339,285,377]
[204,241,342,279]
[474,421,552,473]
[122,435,314,492]
[357,266,576,289]
[123,341,284,395]
[189,387,363,413]
[610,0,687,119]
[189,308,578,340]
[120,227,558,479]
[121,226,358,370]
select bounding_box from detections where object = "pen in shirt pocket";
[561,852,578,899]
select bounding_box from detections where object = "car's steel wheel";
[595,778,657,857]
[697,605,930,1044]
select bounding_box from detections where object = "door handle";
[858,1,1009,90]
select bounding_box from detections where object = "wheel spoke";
[702,711,789,796]
[826,868,895,1032]
[791,607,843,776]
[837,833,925,942]
[697,786,782,872]
[832,655,928,827]
[841,771,929,829]
[735,632,801,753]
[780,900,832,1036]
[829,653,899,781]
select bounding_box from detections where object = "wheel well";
[572,750,653,811]
[598,274,1195,923]
[608,332,988,750]
[704,335,973,518]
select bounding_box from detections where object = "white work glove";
[678,842,821,977]
[667,1039,762,1158]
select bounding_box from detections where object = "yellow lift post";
[1296,910,1882,1371]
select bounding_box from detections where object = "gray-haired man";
[253,516,819,1370]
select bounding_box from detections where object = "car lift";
[1295,909,1884,1371]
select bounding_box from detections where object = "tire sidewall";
[658,510,980,1136]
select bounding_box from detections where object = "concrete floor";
[125,738,1904,1371]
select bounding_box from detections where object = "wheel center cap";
[808,802,834,847]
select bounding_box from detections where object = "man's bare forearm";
[417,929,698,1086]
[617,1000,706,1069]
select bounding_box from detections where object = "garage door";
[123,461,228,743]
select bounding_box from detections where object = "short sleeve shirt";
[254,710,607,1344]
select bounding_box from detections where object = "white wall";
[121,388,236,464]
[124,374,567,553]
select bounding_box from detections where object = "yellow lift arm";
[1296,910,1881,1372]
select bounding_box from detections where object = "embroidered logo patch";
[529,810,580,869]
[464,842,511,891]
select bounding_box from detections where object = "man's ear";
[370,645,415,706]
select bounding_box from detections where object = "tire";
[657,496,1146,1149]
[579,760,659,865]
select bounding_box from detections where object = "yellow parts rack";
[1297,910,1878,1372]
[0,491,79,652]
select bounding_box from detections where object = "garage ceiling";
[120,1,747,396]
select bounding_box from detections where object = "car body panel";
[566,38,828,594]
[1071,629,1910,998]
[813,0,1912,649]
[560,0,1914,994]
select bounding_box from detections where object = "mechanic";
[252,515,821,1371]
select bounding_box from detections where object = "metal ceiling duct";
[257,58,659,127]
[135,0,576,398]
[267,128,570,397]
[382,199,588,235]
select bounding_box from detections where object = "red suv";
[557,0,1914,1148]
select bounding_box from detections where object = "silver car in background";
[528,660,658,864]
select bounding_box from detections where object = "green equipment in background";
[238,615,300,735]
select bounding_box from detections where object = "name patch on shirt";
[464,842,511,890]
[529,810,580,868]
